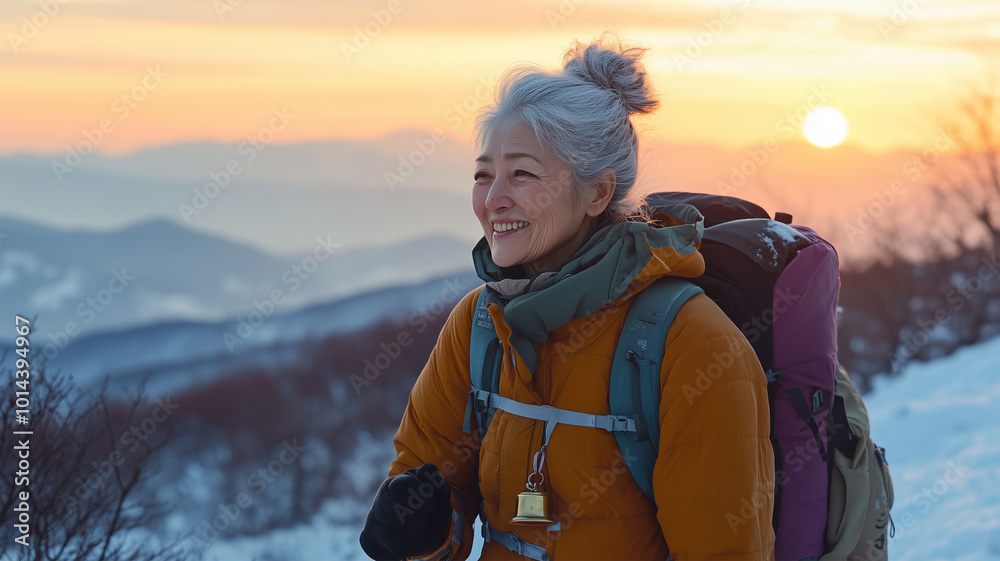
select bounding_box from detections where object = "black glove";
[359,463,453,561]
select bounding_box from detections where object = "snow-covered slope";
[865,337,1000,560]
[184,337,1000,560]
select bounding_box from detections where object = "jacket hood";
[471,202,707,372]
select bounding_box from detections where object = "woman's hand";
[359,463,453,561]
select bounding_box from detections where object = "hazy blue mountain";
[18,271,481,397]
[0,131,481,254]
[0,215,473,344]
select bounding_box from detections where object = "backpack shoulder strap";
[610,276,704,502]
[464,287,503,439]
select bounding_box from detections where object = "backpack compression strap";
[609,277,704,502]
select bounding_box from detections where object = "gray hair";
[476,35,658,220]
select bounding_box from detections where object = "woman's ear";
[585,167,617,217]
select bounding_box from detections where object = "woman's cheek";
[525,221,552,257]
[530,182,569,217]
[518,188,552,214]
[472,185,486,214]
[472,187,490,232]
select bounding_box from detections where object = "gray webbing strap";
[481,514,550,561]
[470,388,638,437]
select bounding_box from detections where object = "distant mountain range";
[0,130,482,253]
[0,215,474,345]
[20,270,481,397]
[0,130,952,259]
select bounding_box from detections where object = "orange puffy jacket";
[388,221,775,560]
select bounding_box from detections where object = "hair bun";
[563,34,658,115]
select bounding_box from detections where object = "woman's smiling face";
[473,116,612,276]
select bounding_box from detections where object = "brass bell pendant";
[511,448,556,526]
[510,490,556,526]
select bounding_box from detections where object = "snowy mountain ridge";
[29,271,481,396]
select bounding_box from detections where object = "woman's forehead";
[478,117,555,163]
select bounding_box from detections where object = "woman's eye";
[474,172,490,181]
[514,170,535,178]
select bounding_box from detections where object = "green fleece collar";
[472,203,704,373]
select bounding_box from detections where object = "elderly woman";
[360,37,774,560]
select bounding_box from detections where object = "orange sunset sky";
[2,0,998,158]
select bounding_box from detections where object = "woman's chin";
[490,251,525,269]
[492,257,521,269]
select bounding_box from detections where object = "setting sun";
[803,106,849,148]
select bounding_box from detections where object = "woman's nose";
[485,177,514,213]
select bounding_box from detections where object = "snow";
[222,275,256,298]
[37,272,480,397]
[864,336,1000,561]
[0,267,14,290]
[179,337,1000,560]
[131,287,220,322]
[190,502,485,561]
[755,222,802,267]
[28,267,83,310]
[0,249,40,273]
[194,498,374,561]
[342,433,396,497]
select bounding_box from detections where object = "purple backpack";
[646,193,840,560]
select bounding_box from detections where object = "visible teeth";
[493,221,528,233]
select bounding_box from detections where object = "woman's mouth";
[492,221,530,238]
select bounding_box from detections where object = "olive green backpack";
[821,365,895,560]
